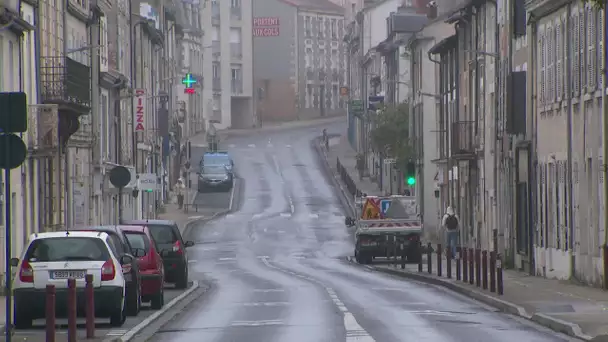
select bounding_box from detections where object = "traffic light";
[405,160,416,186]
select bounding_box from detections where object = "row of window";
[212,62,243,81]
[303,15,343,40]
[304,84,344,110]
[538,7,604,105]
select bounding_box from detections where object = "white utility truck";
[345,195,422,264]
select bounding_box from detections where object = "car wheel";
[176,267,188,289]
[110,297,126,327]
[13,307,32,329]
[151,287,164,310]
[126,284,141,316]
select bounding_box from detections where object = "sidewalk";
[322,133,608,341]
[218,115,344,139]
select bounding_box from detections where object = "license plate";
[51,270,86,279]
[361,242,377,246]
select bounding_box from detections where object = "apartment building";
[526,0,605,286]
[202,0,253,129]
[408,16,455,241]
[0,0,35,281]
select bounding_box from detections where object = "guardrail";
[336,157,362,198]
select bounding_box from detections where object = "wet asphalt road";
[150,122,576,342]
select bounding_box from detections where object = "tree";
[369,102,413,172]
[583,0,605,8]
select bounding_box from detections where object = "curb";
[311,135,356,217]
[348,258,595,341]
[105,281,201,342]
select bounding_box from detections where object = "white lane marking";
[263,228,268,232]
[256,256,270,259]
[248,144,256,148]
[188,260,197,264]
[106,329,128,336]
[225,214,234,218]
[309,213,319,219]
[277,230,285,233]
[228,178,236,211]
[252,213,263,219]
[188,215,204,220]
[280,213,292,218]
[228,144,236,148]
[231,320,284,326]
[260,258,375,341]
[119,281,200,341]
[289,197,294,213]
[285,144,291,148]
[252,289,285,293]
[218,257,236,261]
[241,302,290,307]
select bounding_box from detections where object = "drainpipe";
[565,3,575,280]
[90,10,101,226]
[62,0,68,228]
[603,4,608,290]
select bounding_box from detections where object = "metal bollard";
[462,247,468,283]
[437,244,442,277]
[455,247,461,281]
[400,243,405,269]
[46,284,56,342]
[67,278,77,342]
[496,254,504,295]
[482,250,488,290]
[489,251,497,293]
[446,246,452,279]
[85,274,95,338]
[418,241,423,272]
[426,242,432,274]
[393,238,398,267]
[468,248,474,285]
[475,249,481,287]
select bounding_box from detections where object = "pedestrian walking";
[322,129,329,150]
[356,154,365,180]
[442,206,460,258]
[175,178,186,209]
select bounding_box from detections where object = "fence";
[336,157,362,198]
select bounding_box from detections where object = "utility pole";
[602,4,608,290]
[90,8,101,226]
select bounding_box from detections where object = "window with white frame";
[586,7,596,90]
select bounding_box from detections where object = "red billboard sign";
[253,17,279,36]
[253,17,279,26]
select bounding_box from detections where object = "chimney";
[427,1,437,19]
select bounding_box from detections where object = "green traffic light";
[407,177,416,186]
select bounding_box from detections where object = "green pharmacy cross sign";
[182,73,197,94]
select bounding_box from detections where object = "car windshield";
[147,225,178,244]
[202,165,226,174]
[124,232,150,252]
[24,237,110,262]
[203,154,230,166]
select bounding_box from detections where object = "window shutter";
[598,10,604,89]
[548,26,555,102]
[540,31,546,105]
[556,22,562,99]
[572,12,580,95]
[587,7,596,89]
[579,7,585,92]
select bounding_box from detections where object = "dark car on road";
[121,220,194,289]
[198,164,233,192]
[201,151,234,175]
[72,225,145,316]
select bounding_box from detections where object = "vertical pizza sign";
[134,89,146,132]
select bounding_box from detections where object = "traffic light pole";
[4,135,12,342]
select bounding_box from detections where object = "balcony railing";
[230,43,242,59]
[230,6,242,20]
[213,78,221,90]
[231,80,243,94]
[451,121,476,157]
[40,56,91,112]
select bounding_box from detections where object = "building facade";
[526,0,605,286]
[202,0,253,130]
[253,0,346,123]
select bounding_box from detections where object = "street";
[145,123,577,342]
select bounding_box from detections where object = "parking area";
[1,281,196,341]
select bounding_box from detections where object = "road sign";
[138,173,158,191]
[361,198,380,219]
[0,134,27,169]
[349,100,364,117]
[109,166,131,188]
[380,199,391,214]
[0,92,27,133]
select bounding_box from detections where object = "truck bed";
[355,219,422,235]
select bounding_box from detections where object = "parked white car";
[11,231,132,328]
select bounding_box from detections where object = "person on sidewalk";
[442,206,459,258]
[175,178,186,209]
[356,154,365,180]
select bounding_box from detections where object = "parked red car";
[119,226,165,309]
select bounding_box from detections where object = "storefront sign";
[134,89,146,132]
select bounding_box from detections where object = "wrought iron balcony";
[40,56,91,112]
[451,121,476,158]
